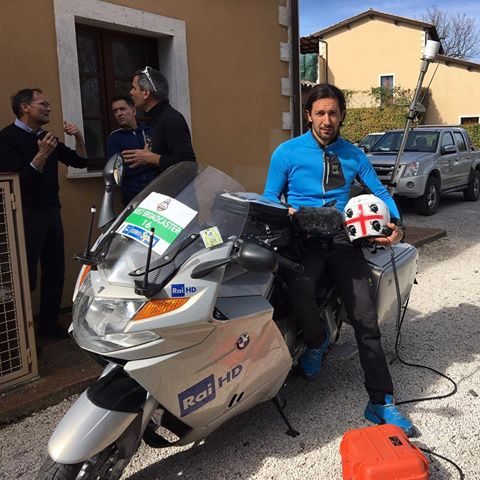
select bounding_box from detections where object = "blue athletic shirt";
[263,131,401,219]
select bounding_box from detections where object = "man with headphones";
[263,84,413,436]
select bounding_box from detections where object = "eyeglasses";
[141,66,158,94]
[29,101,51,109]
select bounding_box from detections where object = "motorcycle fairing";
[125,299,292,444]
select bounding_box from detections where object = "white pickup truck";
[367,126,480,215]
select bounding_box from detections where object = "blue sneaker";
[299,334,330,379]
[364,394,415,437]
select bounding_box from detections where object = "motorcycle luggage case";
[217,192,291,245]
[364,243,418,323]
[340,424,429,480]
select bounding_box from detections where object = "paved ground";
[1,192,479,480]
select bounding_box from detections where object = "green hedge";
[342,106,408,143]
[463,124,480,149]
[339,87,427,143]
[342,109,480,149]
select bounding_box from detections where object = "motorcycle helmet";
[343,194,390,242]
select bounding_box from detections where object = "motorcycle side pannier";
[340,424,429,480]
[216,192,291,246]
[364,243,418,323]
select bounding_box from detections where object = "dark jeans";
[287,231,393,403]
[23,205,65,330]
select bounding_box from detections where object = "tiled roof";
[436,54,480,70]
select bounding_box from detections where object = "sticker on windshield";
[117,193,197,255]
[200,226,223,248]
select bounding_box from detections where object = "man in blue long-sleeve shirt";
[264,84,414,436]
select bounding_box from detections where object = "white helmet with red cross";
[343,194,390,242]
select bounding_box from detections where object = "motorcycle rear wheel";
[36,444,131,480]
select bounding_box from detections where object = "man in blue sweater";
[106,96,155,206]
[264,84,414,436]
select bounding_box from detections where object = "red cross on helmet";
[343,194,390,242]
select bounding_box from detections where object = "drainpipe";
[290,0,301,137]
[318,39,328,84]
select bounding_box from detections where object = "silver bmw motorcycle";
[37,160,418,479]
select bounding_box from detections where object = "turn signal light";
[78,265,91,287]
[133,298,189,320]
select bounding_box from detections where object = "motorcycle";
[37,158,418,479]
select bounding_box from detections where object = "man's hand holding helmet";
[344,194,404,246]
[372,221,404,246]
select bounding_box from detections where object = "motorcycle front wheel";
[36,444,132,480]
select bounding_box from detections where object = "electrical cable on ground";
[388,245,464,479]
[419,447,465,480]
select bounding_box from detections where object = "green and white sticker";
[117,192,197,255]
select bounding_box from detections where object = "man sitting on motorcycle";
[263,83,414,436]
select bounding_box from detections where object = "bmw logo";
[236,333,250,350]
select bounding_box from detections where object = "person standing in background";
[126,66,196,174]
[106,95,154,205]
[0,88,87,338]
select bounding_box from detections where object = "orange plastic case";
[340,424,429,480]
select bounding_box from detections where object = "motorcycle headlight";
[72,274,158,353]
[402,162,419,178]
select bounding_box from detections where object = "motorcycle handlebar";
[277,255,304,273]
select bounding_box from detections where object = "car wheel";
[463,169,480,201]
[414,176,440,215]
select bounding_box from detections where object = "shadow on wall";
[423,96,444,125]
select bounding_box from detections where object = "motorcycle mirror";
[98,154,125,228]
[190,258,232,279]
[235,242,278,273]
[108,153,126,187]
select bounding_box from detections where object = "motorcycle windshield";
[96,162,246,288]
